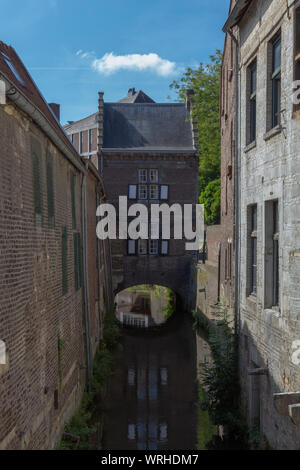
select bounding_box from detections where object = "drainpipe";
[81,164,92,390]
[225,27,240,349]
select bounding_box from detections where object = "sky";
[0,0,229,124]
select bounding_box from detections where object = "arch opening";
[115,284,179,329]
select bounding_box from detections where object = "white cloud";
[88,52,178,77]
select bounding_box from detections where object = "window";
[0,51,26,87]
[149,240,158,255]
[79,131,83,154]
[138,184,147,200]
[247,205,257,296]
[139,169,147,183]
[149,169,158,183]
[62,227,68,295]
[128,239,136,255]
[149,184,159,199]
[88,129,93,153]
[160,185,169,200]
[73,232,82,290]
[138,239,147,255]
[294,7,300,110]
[161,240,169,255]
[71,134,74,144]
[31,137,43,226]
[46,151,55,228]
[248,61,257,143]
[129,185,137,199]
[271,35,281,128]
[70,172,76,228]
[225,241,232,280]
[265,200,279,308]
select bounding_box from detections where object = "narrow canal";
[102,310,199,450]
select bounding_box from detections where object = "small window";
[248,205,257,295]
[149,169,158,183]
[138,184,147,200]
[0,51,26,87]
[128,239,136,255]
[149,184,159,199]
[88,129,93,153]
[160,185,169,200]
[271,35,281,128]
[79,131,83,154]
[161,240,169,255]
[265,200,279,308]
[149,240,158,255]
[138,239,147,255]
[139,169,147,183]
[129,185,137,199]
[248,61,257,143]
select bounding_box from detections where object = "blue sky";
[0,0,228,124]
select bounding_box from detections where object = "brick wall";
[0,102,106,449]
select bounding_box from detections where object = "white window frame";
[149,240,158,255]
[138,239,148,255]
[149,169,158,183]
[149,184,159,200]
[139,169,147,183]
[138,184,148,200]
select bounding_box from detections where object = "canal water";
[102,311,199,450]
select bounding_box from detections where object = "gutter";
[223,27,241,349]
[1,72,85,174]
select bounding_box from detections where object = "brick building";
[224,0,300,449]
[0,41,112,449]
[65,89,199,307]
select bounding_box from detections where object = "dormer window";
[0,51,26,87]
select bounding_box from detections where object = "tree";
[170,51,222,224]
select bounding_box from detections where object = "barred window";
[149,184,159,199]
[149,169,158,183]
[149,240,158,255]
[138,239,147,255]
[139,169,147,183]
[138,184,147,200]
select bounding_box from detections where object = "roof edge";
[222,0,253,32]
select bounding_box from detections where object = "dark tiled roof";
[118,89,155,104]
[0,41,79,160]
[103,102,194,152]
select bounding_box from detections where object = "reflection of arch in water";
[115,284,179,328]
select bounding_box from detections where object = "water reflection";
[102,312,198,450]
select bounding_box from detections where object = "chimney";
[49,103,60,122]
[127,88,136,97]
[185,89,195,111]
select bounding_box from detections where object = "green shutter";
[73,232,82,291]
[62,227,68,295]
[31,137,42,225]
[70,172,76,228]
[46,151,55,228]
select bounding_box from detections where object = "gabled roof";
[103,102,195,153]
[118,88,155,104]
[223,0,253,32]
[0,41,80,162]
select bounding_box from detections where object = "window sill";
[264,307,280,317]
[246,293,257,304]
[263,125,282,141]
[244,140,256,153]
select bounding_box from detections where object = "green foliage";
[58,308,121,450]
[162,288,176,320]
[199,178,220,225]
[197,384,217,450]
[192,309,210,331]
[199,301,248,445]
[170,51,222,224]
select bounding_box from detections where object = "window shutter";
[70,172,76,228]
[62,227,68,295]
[31,137,42,224]
[161,241,169,255]
[128,240,136,254]
[160,185,169,200]
[129,185,137,199]
[46,151,55,228]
